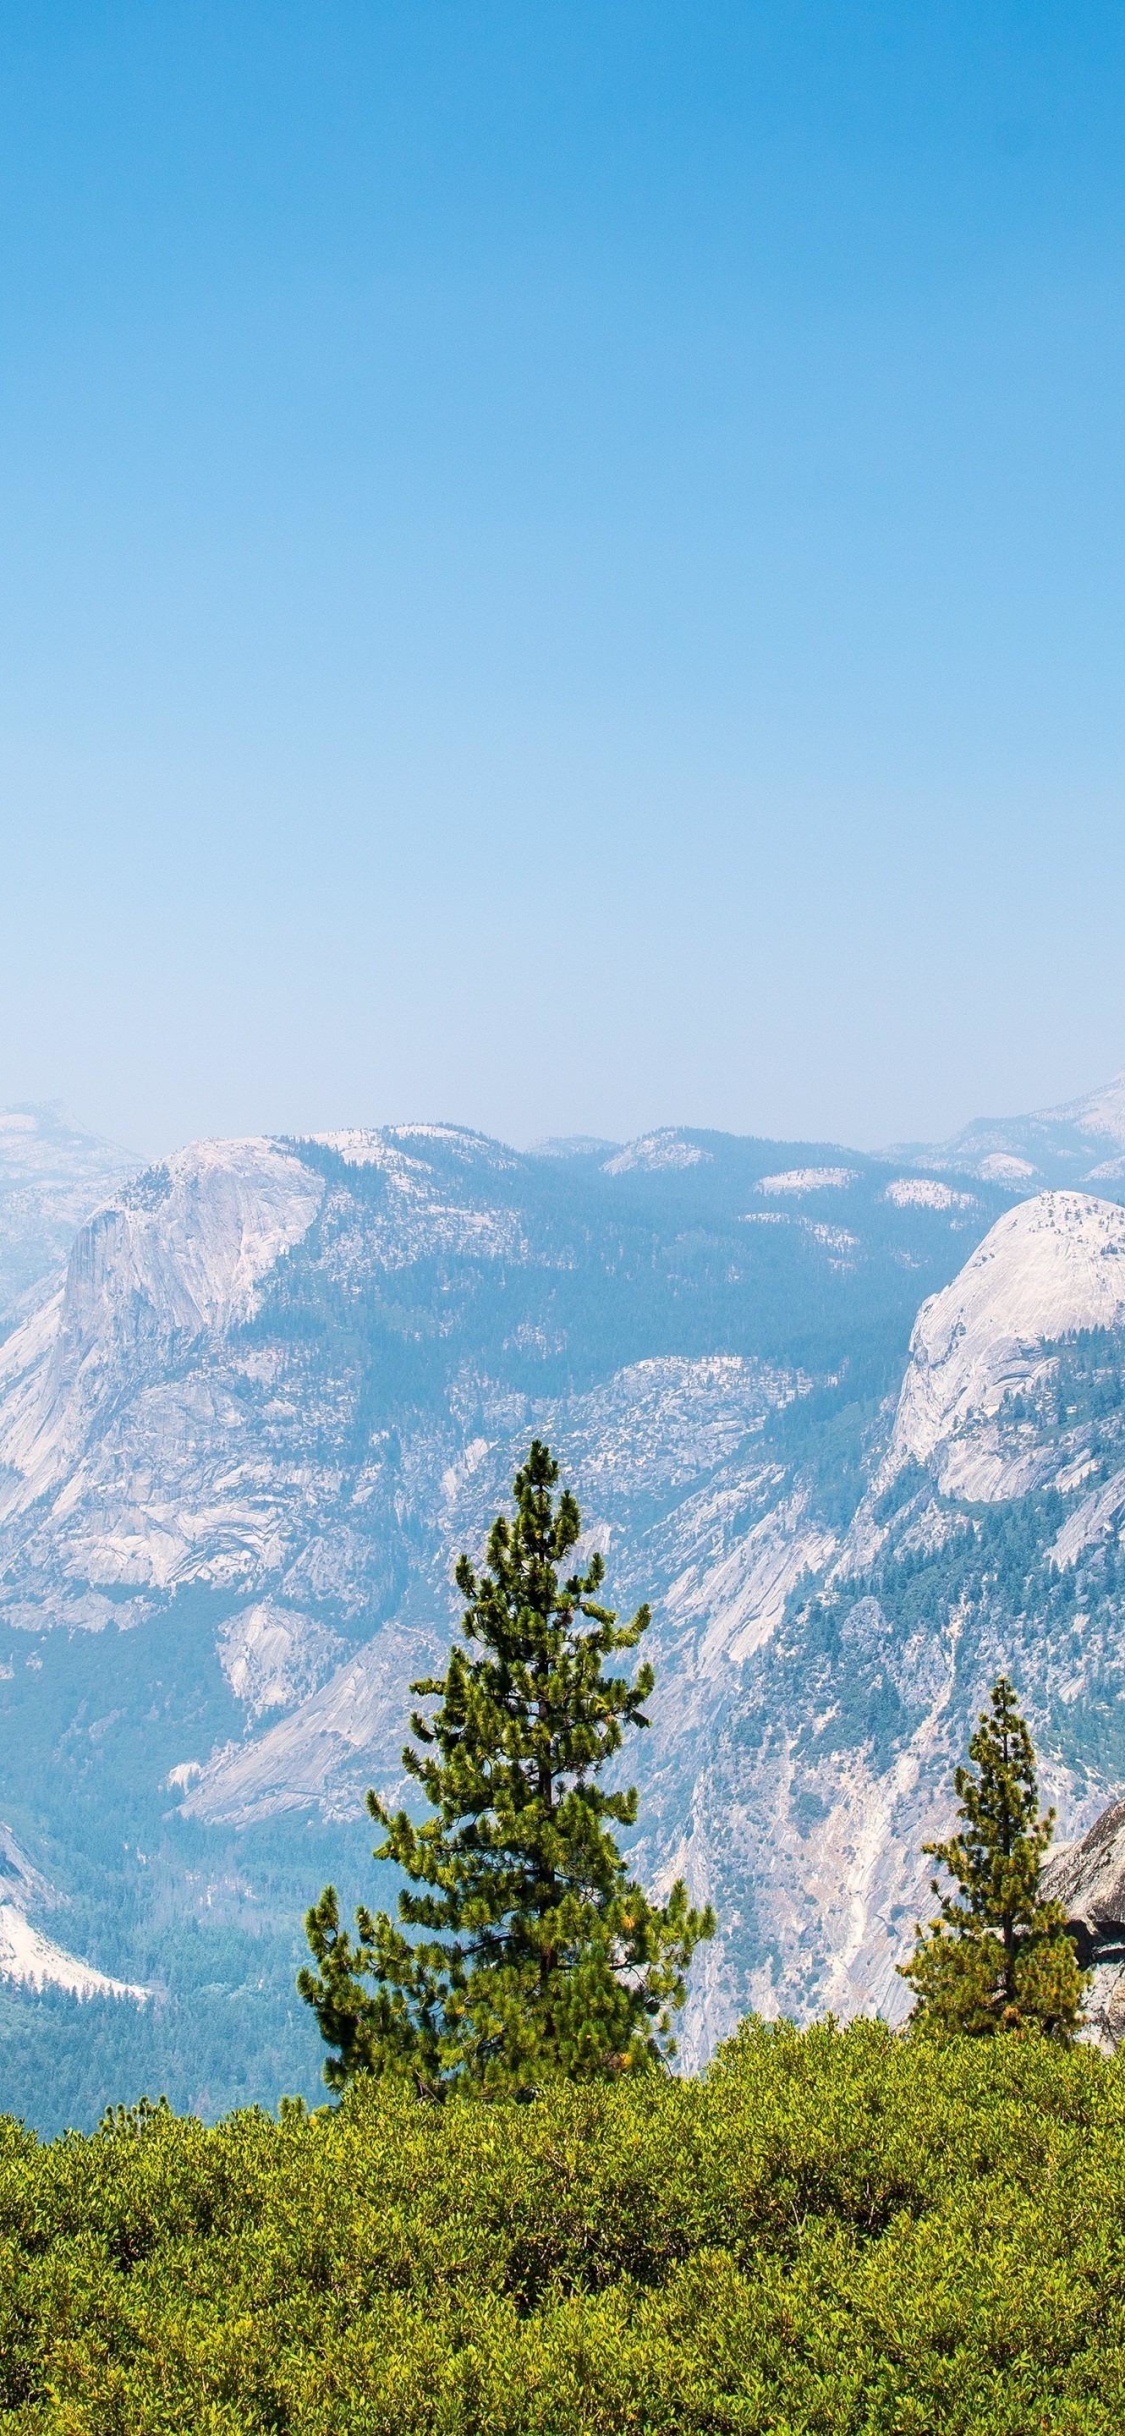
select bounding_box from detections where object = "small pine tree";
[899,1675,1086,2039]
[299,1440,715,2095]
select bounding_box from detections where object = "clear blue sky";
[2,2,1124,1156]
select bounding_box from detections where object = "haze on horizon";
[2,3,1123,1163]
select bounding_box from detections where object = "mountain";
[905,1069,1125,1186]
[669,1189,1125,2050]
[0,1103,140,1330]
[2,1118,1125,2124]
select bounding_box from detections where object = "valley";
[2,1089,1125,2125]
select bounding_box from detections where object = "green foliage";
[300,1442,715,2095]
[900,1675,1087,2038]
[5,2023,1125,2428]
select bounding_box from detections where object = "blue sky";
[2,2,1124,1155]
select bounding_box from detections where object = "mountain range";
[3,1081,1125,2126]
[892,1069,1125,1187]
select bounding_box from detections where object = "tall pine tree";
[299,1440,715,2095]
[899,1675,1086,2039]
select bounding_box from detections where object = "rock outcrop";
[1043,1798,1125,2051]
[0,1103,139,1324]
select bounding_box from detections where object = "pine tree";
[299,1440,716,2095]
[899,1675,1086,2039]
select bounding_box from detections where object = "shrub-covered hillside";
[2,2021,1124,2433]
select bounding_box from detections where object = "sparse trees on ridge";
[299,1438,715,2095]
[899,1674,1086,2040]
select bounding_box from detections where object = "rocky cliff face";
[653,1190,1125,2056]
[1042,1796,1125,2051]
[2,1119,1124,2119]
[0,1104,139,1329]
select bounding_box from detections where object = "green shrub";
[1,2019,1123,2431]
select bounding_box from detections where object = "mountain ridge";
[895,1068,1125,1187]
[2,1088,1125,2121]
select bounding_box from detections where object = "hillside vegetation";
[2,2020,1125,2433]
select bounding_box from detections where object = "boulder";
[1043,1797,1125,2051]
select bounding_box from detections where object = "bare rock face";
[1043,1798,1125,2051]
[881,1191,1125,1503]
[0,1104,139,1326]
[0,1819,147,2002]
